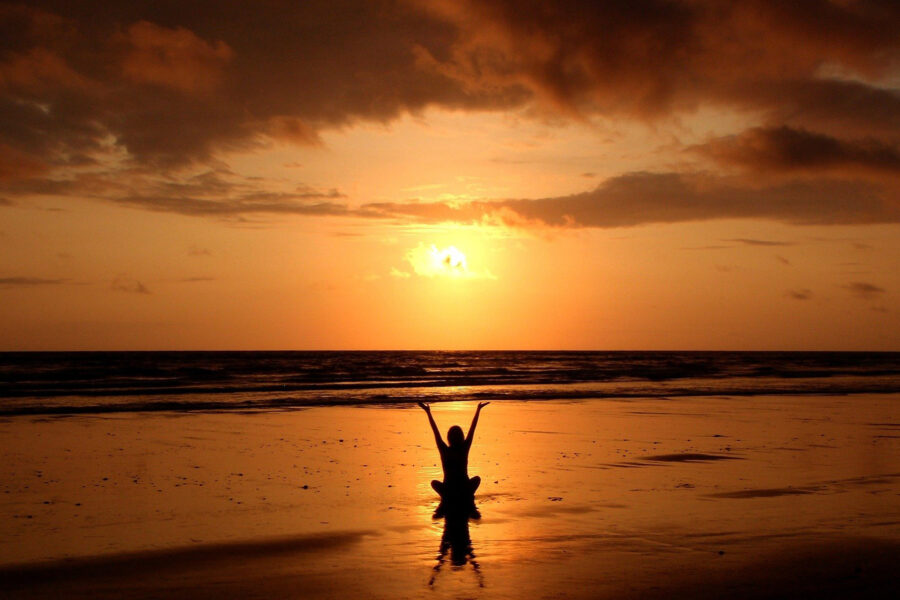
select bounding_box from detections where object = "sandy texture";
[2,395,899,598]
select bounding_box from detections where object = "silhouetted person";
[418,401,489,515]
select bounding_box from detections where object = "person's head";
[447,425,465,447]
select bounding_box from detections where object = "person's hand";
[417,401,430,411]
[477,401,490,410]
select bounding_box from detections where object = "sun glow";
[399,243,493,279]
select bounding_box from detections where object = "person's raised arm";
[465,402,490,447]
[418,401,445,449]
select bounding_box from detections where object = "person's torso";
[440,445,469,483]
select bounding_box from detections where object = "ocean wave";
[2,373,899,416]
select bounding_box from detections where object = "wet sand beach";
[2,395,899,598]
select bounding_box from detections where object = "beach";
[2,394,899,598]
[4,0,900,596]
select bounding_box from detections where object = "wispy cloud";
[0,276,66,287]
[7,161,900,229]
[841,281,886,299]
[111,275,151,295]
[785,289,812,300]
[725,238,793,247]
[116,192,348,217]
[3,166,349,219]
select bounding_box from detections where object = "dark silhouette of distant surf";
[1,351,899,416]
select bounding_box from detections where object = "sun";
[434,245,468,273]
[402,243,473,278]
[396,240,495,280]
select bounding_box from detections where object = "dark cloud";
[363,172,900,228]
[417,1,900,129]
[696,127,900,176]
[785,289,812,300]
[735,78,900,139]
[841,281,886,299]
[0,0,516,170]
[1,1,899,222]
[118,20,234,95]
[412,0,900,205]
[2,1,898,167]
[776,255,791,266]
[111,275,150,294]
[0,276,66,286]
[0,141,50,185]
[187,245,210,256]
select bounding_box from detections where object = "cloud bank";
[363,172,900,228]
[1,1,898,226]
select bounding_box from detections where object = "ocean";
[2,351,899,416]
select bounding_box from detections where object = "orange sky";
[1,1,899,350]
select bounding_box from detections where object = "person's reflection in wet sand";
[428,509,484,588]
